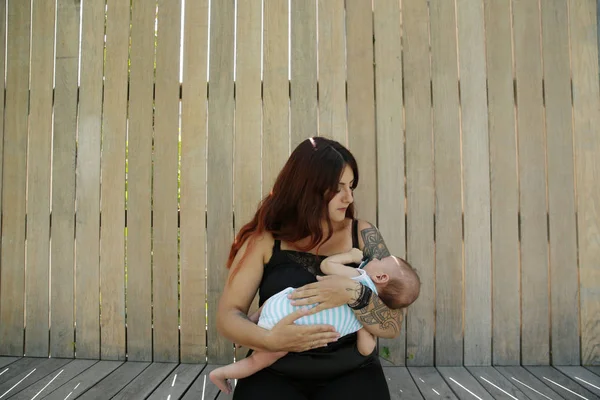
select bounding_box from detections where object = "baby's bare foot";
[209,369,233,394]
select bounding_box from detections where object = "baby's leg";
[356,328,377,356]
[209,351,287,394]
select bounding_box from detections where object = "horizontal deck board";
[525,366,600,400]
[5,358,600,399]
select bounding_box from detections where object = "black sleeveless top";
[259,219,360,307]
[256,220,380,380]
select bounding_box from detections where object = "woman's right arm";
[216,233,340,352]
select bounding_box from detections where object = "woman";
[216,137,417,399]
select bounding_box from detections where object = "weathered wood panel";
[180,0,209,364]
[152,0,182,363]
[75,0,105,360]
[456,0,492,366]
[0,0,31,356]
[430,0,462,366]
[290,0,317,147]
[126,0,156,362]
[25,0,55,357]
[569,0,600,366]
[373,0,407,366]
[51,0,80,358]
[484,0,520,366]
[206,0,236,365]
[513,0,550,365]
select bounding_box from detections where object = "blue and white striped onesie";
[257,269,378,336]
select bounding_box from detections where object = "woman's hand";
[266,308,340,352]
[288,275,360,314]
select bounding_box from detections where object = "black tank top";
[256,220,378,380]
[259,219,360,307]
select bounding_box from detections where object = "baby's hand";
[349,248,363,263]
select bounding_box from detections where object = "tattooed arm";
[349,221,405,338]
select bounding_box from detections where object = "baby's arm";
[320,248,364,277]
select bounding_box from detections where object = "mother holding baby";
[216,137,420,399]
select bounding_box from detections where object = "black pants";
[232,344,390,400]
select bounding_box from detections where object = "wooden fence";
[0,0,598,367]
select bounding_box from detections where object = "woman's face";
[327,165,354,223]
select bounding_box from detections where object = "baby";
[210,249,420,394]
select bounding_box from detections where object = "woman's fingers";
[290,296,320,307]
[288,287,319,299]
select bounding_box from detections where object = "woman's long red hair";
[226,137,359,281]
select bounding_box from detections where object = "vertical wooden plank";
[235,0,262,334]
[484,0,520,366]
[290,0,317,148]
[541,0,580,366]
[235,0,262,230]
[153,0,182,362]
[395,2,425,363]
[569,0,600,366]
[513,0,550,365]
[180,0,209,364]
[456,0,492,366]
[0,0,6,232]
[100,0,129,360]
[127,0,156,362]
[262,0,289,194]
[51,0,80,358]
[76,0,104,360]
[346,0,376,224]
[0,0,31,356]
[25,0,56,357]
[373,0,406,366]
[430,0,461,366]
[317,0,346,144]
[207,0,235,365]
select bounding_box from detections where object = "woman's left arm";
[350,220,402,338]
[289,221,414,339]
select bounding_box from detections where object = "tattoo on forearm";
[356,295,401,335]
[360,224,391,259]
[346,282,362,303]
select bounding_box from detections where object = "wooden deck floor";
[0,357,599,399]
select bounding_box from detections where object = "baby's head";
[362,256,420,309]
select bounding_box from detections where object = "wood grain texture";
[0,0,5,229]
[51,0,80,358]
[100,0,129,360]
[262,0,289,194]
[180,0,209,364]
[127,0,156,362]
[429,0,462,366]
[409,367,459,399]
[484,0,520,366]
[206,0,235,365]
[235,0,262,230]
[541,0,580,366]
[456,0,492,366]
[290,0,317,148]
[346,0,377,224]
[25,0,55,357]
[513,0,550,365]
[152,0,182,363]
[569,0,600,366]
[76,0,105,360]
[0,0,31,356]
[317,0,346,144]
[373,0,407,366]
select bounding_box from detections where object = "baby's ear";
[374,273,389,284]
